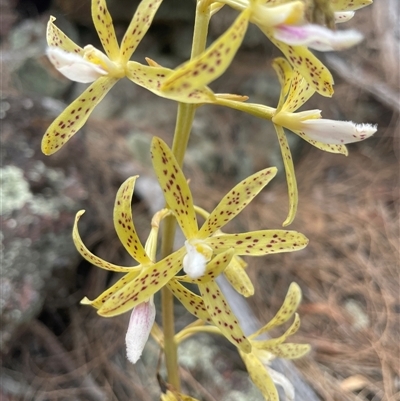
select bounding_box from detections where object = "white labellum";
[300,120,377,144]
[183,241,212,279]
[46,46,108,83]
[273,24,364,51]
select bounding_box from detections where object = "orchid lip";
[299,119,377,144]
[46,46,108,83]
[182,240,213,279]
[273,24,364,51]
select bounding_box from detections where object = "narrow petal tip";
[80,297,92,305]
[334,11,355,23]
[76,209,86,219]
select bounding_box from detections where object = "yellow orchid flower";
[270,57,376,225]
[43,0,226,155]
[173,283,310,400]
[74,176,184,364]
[148,136,308,352]
[43,0,163,154]
[214,57,376,226]
[213,0,333,96]
[76,137,308,354]
[239,283,311,401]
[217,0,372,97]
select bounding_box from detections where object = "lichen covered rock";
[0,95,87,351]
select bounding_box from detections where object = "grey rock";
[0,95,88,352]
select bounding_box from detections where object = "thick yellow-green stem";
[160,0,211,391]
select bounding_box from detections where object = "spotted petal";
[198,167,277,238]
[73,210,140,273]
[266,342,311,359]
[161,9,250,93]
[119,0,163,63]
[91,0,119,60]
[114,176,151,264]
[252,282,301,337]
[293,130,349,154]
[224,257,254,297]
[274,124,298,227]
[151,137,198,239]
[99,247,186,316]
[206,230,308,256]
[167,279,212,322]
[240,351,279,401]
[335,11,355,23]
[281,70,315,113]
[47,16,84,55]
[126,61,216,103]
[254,313,301,348]
[41,76,118,155]
[331,0,373,11]
[81,270,141,309]
[199,280,251,353]
[264,29,334,97]
[272,57,292,111]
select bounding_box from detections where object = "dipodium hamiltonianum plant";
[42,0,377,399]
